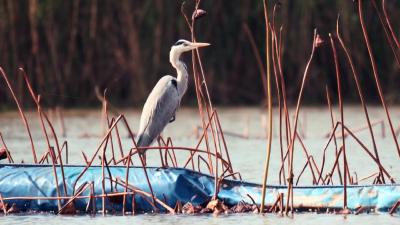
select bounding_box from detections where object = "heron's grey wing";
[147,84,179,138]
[137,76,179,146]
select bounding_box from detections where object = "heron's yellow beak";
[190,42,210,48]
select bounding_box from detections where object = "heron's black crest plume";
[174,40,188,46]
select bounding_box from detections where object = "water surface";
[0,106,399,224]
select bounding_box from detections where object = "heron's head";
[170,39,210,64]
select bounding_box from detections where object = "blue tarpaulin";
[0,164,399,213]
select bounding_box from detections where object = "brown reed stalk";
[389,200,400,215]
[269,21,285,185]
[72,115,124,193]
[0,67,37,163]
[107,117,118,165]
[84,182,93,213]
[166,138,178,167]
[113,121,125,163]
[318,122,342,184]
[156,138,167,167]
[181,1,214,174]
[90,182,96,214]
[57,141,68,164]
[336,120,384,138]
[272,24,290,186]
[48,147,62,210]
[165,144,172,167]
[277,132,322,185]
[272,4,291,155]
[324,147,343,185]
[260,0,273,214]
[277,144,293,186]
[285,30,318,215]
[325,86,342,184]
[275,25,292,152]
[269,193,282,213]
[371,0,400,68]
[242,23,267,96]
[321,121,395,184]
[337,18,385,182]
[43,113,68,194]
[101,135,109,215]
[358,171,380,183]
[358,0,400,158]
[123,148,133,215]
[0,193,8,215]
[341,124,394,183]
[382,0,400,51]
[59,181,90,214]
[117,146,231,169]
[197,155,210,173]
[295,133,319,184]
[186,1,232,191]
[102,91,117,165]
[118,115,157,207]
[3,191,133,201]
[158,137,178,167]
[81,151,89,165]
[214,111,235,175]
[296,156,315,185]
[195,61,222,198]
[0,132,14,163]
[38,151,49,164]
[114,178,175,214]
[19,68,68,194]
[329,33,348,211]
[270,3,290,155]
[182,110,216,172]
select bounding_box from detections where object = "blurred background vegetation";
[0,0,399,109]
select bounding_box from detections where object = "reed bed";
[0,0,399,217]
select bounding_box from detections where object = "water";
[2,213,399,225]
[0,106,399,224]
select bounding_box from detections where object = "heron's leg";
[169,115,176,123]
[139,152,147,166]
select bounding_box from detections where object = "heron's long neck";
[170,54,188,99]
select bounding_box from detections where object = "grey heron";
[136,39,210,152]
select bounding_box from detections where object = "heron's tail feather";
[136,134,143,147]
[136,133,152,147]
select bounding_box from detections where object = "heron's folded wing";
[147,81,180,139]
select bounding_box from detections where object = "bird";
[135,39,210,153]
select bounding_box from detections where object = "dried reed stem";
[260,0,273,213]
[325,86,342,184]
[0,193,7,215]
[19,68,68,194]
[0,67,37,163]
[382,0,400,51]
[329,33,348,210]
[270,21,285,185]
[336,19,384,182]
[114,178,175,214]
[243,23,267,95]
[0,132,14,163]
[358,0,400,158]
[371,0,400,68]
[285,30,318,215]
[181,1,214,174]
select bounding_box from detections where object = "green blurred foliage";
[0,0,399,108]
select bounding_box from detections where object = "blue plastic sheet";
[0,164,399,213]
